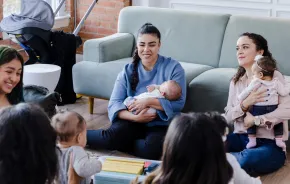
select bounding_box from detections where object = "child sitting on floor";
[52,111,102,184]
[124,80,182,114]
[238,55,290,150]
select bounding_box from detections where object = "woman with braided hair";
[86,23,186,159]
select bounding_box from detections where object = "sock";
[246,137,257,149]
[275,138,286,151]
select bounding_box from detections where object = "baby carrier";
[0,0,98,105]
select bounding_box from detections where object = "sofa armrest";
[83,33,134,63]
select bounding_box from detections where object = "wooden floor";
[62,97,290,184]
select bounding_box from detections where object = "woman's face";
[0,59,22,94]
[137,34,161,66]
[236,36,263,69]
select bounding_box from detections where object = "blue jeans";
[226,133,286,176]
[86,119,167,160]
[248,105,283,136]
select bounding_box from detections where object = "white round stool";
[23,64,61,92]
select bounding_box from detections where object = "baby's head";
[51,111,87,147]
[159,80,182,100]
[252,55,277,80]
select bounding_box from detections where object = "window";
[44,0,67,17]
[3,0,70,29]
[3,0,21,18]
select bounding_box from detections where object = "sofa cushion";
[119,6,230,67]
[219,15,290,76]
[73,58,131,99]
[286,76,290,83]
[73,58,212,100]
[179,62,213,85]
[184,68,236,113]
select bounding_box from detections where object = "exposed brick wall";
[72,0,131,53]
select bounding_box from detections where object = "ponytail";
[131,48,140,91]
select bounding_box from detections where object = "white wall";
[132,0,290,18]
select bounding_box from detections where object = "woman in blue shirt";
[87,23,186,159]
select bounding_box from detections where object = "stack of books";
[102,158,145,175]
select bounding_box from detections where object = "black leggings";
[86,119,168,160]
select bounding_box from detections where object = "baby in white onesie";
[238,55,290,150]
[124,80,182,114]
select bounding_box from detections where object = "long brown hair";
[233,33,276,84]
[131,23,161,91]
[133,113,233,184]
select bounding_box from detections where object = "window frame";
[50,0,71,29]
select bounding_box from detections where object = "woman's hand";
[244,112,255,129]
[134,108,157,123]
[242,87,268,109]
[68,153,82,184]
[244,112,267,129]
[265,121,274,130]
[128,98,150,115]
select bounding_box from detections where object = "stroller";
[0,0,98,105]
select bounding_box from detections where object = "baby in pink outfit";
[238,55,290,150]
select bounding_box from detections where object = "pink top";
[224,71,290,140]
[238,77,290,106]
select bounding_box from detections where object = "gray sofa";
[72,6,290,115]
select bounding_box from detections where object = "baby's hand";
[146,85,156,92]
[265,121,274,130]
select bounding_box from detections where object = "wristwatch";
[254,116,261,126]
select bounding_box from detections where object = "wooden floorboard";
[62,97,290,184]
[60,97,110,130]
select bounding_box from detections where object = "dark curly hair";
[0,46,24,104]
[233,33,276,84]
[131,23,161,91]
[0,103,58,184]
